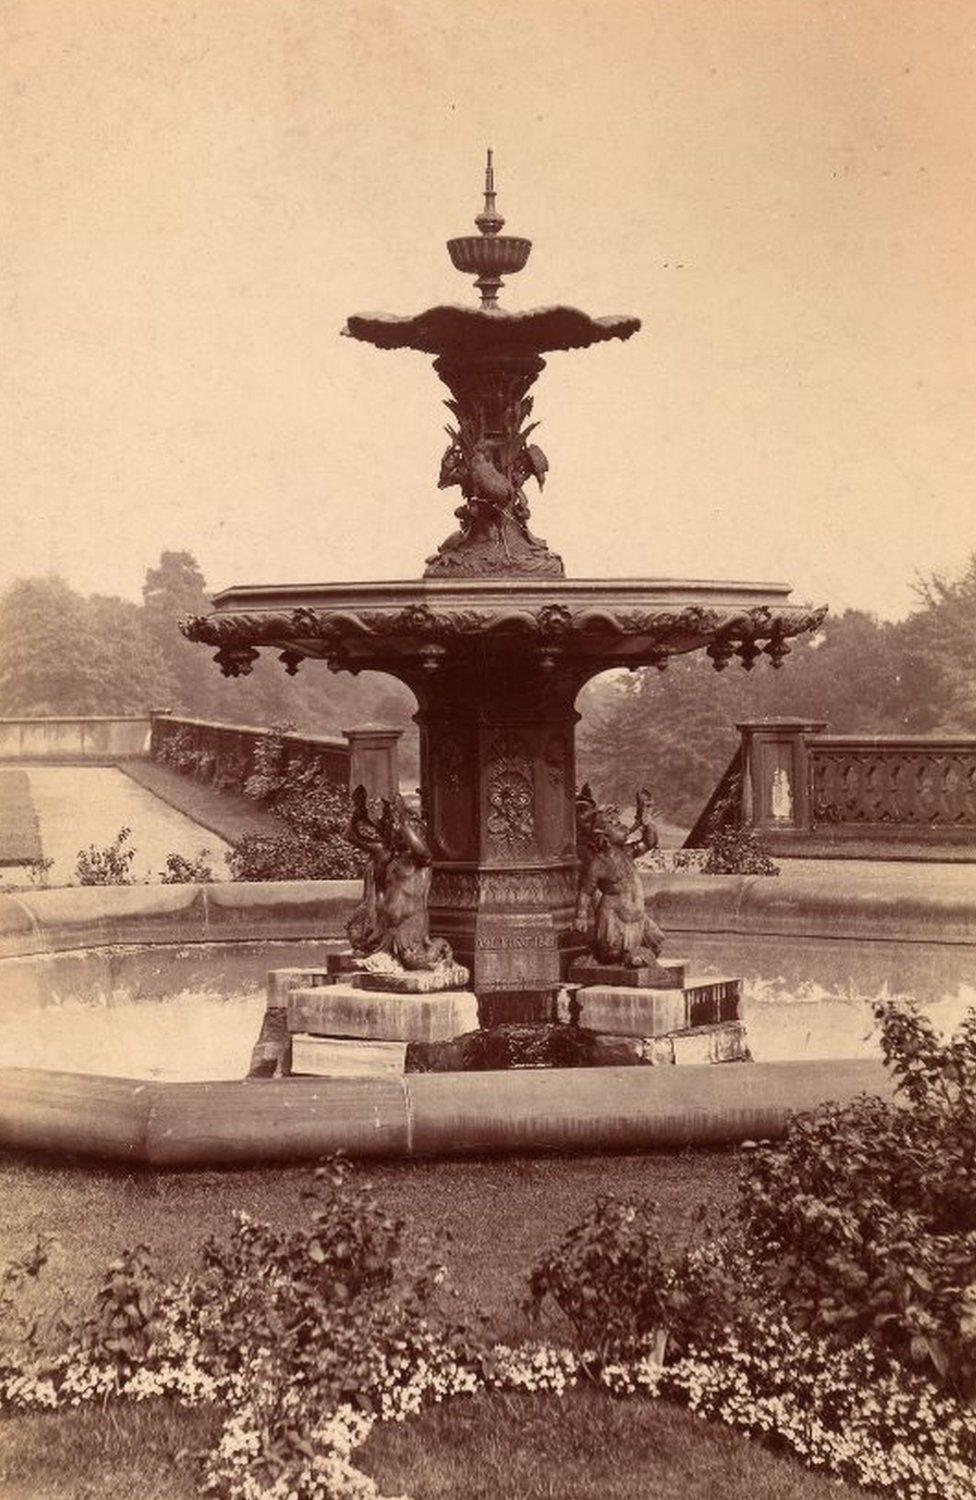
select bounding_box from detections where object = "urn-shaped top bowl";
[446,234,532,277]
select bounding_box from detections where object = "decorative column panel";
[419,651,580,993]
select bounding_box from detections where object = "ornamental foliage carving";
[181,600,828,678]
[485,733,535,853]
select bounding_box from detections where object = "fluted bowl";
[447,235,532,276]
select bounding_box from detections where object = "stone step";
[574,976,741,1037]
[582,1020,748,1067]
[670,1021,748,1066]
[287,984,478,1044]
[290,1035,408,1079]
[575,985,687,1038]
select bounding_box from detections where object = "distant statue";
[345,786,453,971]
[575,794,666,969]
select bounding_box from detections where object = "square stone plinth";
[290,1035,407,1078]
[575,985,687,1038]
[356,963,471,994]
[568,958,685,990]
[287,984,479,1043]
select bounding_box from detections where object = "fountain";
[183,153,826,1078]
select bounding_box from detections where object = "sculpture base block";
[573,976,741,1036]
[568,957,684,990]
[324,953,471,993]
[288,984,479,1044]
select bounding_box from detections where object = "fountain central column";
[414,643,584,1000]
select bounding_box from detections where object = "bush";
[228,769,363,881]
[738,998,976,1397]
[526,1197,744,1361]
[75,827,137,885]
[703,826,779,875]
[159,850,214,884]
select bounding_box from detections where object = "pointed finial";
[475,147,505,236]
[447,151,531,308]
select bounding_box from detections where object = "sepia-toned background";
[2,0,974,617]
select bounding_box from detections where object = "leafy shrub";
[26,855,55,886]
[159,850,214,884]
[241,722,294,802]
[738,998,976,1397]
[703,826,779,875]
[526,1197,744,1360]
[227,773,363,881]
[75,827,136,885]
[78,1245,162,1375]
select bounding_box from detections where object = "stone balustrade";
[148,713,401,802]
[687,719,976,859]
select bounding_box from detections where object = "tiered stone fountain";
[185,153,825,1080]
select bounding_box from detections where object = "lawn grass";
[0,1148,740,1342]
[0,768,42,866]
[0,1387,874,1500]
[363,1387,873,1499]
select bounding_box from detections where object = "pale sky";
[2,0,974,620]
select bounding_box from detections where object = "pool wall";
[1,869,972,1010]
[0,1059,893,1165]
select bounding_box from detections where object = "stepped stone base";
[406,1019,749,1072]
[254,966,749,1079]
[288,983,479,1044]
[574,976,741,1037]
[291,1035,408,1078]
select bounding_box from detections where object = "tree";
[0,577,104,715]
[901,551,976,732]
[141,550,215,714]
[0,578,178,716]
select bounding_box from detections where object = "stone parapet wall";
[0,879,360,962]
[149,712,349,788]
[0,716,151,761]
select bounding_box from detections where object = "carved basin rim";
[342,304,642,356]
[182,576,828,674]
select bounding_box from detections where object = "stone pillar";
[342,725,403,803]
[737,719,827,836]
[416,651,583,997]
